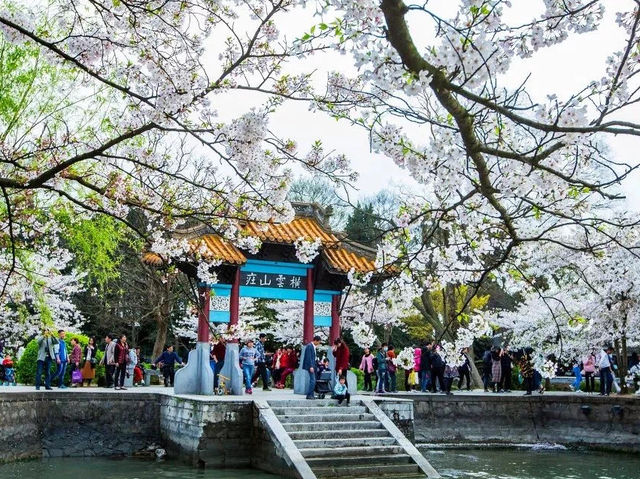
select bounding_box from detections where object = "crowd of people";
[3,327,636,397]
[26,328,185,390]
[357,342,473,395]
[210,333,352,401]
[570,346,639,396]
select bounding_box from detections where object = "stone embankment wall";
[160,396,253,468]
[0,392,161,463]
[400,394,640,452]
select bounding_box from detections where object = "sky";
[209,0,640,211]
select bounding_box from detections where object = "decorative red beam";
[303,268,314,344]
[330,293,341,343]
[229,268,240,342]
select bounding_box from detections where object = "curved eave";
[243,217,338,245]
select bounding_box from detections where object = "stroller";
[315,370,332,399]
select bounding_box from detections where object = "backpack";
[372,356,378,370]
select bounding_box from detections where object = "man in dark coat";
[482,349,492,392]
[303,335,321,399]
[420,342,432,392]
[430,346,445,393]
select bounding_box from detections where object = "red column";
[330,293,341,344]
[197,286,211,343]
[303,268,314,344]
[229,268,240,343]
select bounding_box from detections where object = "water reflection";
[422,448,640,479]
[0,457,284,478]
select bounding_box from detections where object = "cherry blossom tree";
[4,0,640,357]
[0,246,86,348]
[0,0,355,304]
[297,0,640,359]
[489,226,640,386]
[310,0,640,302]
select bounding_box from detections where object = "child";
[239,339,258,394]
[333,376,350,406]
[2,355,16,386]
[316,357,330,378]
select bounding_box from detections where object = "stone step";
[306,453,414,468]
[348,475,425,479]
[278,413,375,423]
[288,428,391,440]
[293,437,397,449]
[269,399,351,408]
[299,445,406,459]
[272,405,367,416]
[313,463,423,478]
[282,421,384,432]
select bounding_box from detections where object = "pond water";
[422,447,640,479]
[2,450,640,479]
[0,457,284,478]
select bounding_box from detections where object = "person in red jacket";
[333,337,350,381]
[276,346,297,388]
[114,335,130,391]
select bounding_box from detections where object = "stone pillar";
[219,268,244,395]
[174,286,214,395]
[329,293,341,344]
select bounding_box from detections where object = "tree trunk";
[151,276,173,360]
[153,311,169,360]
[468,348,483,388]
[616,332,629,394]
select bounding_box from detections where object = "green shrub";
[16,333,104,385]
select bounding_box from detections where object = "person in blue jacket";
[154,345,184,387]
[333,376,350,406]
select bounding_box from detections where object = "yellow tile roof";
[142,235,246,267]
[323,247,376,273]
[143,217,376,274]
[244,217,338,245]
[200,235,246,264]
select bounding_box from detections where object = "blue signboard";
[205,259,339,325]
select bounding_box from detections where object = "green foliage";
[0,40,40,127]
[344,203,381,246]
[16,333,104,385]
[402,313,435,342]
[56,210,130,289]
[0,36,73,140]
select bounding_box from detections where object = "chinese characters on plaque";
[240,271,305,290]
[210,295,230,312]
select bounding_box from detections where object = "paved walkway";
[1,385,635,400]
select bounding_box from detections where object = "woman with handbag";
[81,337,97,387]
[70,338,83,387]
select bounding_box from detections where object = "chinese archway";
[143,203,379,395]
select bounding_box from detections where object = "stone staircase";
[269,399,438,479]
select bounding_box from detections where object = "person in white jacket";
[597,346,614,396]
